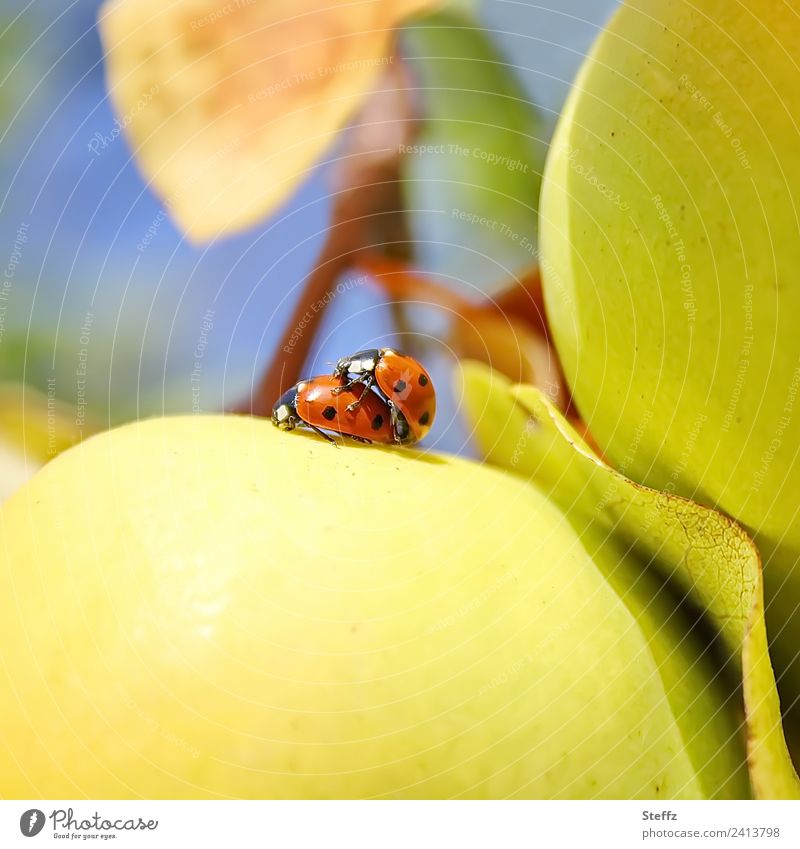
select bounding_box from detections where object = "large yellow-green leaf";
[98,0,439,241]
[461,361,800,799]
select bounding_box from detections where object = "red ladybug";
[332,348,436,442]
[271,374,412,445]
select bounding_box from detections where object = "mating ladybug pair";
[272,348,435,446]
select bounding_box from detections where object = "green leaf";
[0,382,92,502]
[460,361,800,799]
[0,382,89,462]
[400,10,546,296]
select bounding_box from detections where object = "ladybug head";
[271,386,301,431]
[391,406,415,445]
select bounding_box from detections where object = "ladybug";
[332,347,435,442]
[271,374,413,445]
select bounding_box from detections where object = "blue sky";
[0,0,618,451]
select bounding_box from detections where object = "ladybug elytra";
[332,348,436,443]
[271,374,412,445]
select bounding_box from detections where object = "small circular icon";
[19,809,46,837]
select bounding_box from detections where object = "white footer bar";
[1,800,797,848]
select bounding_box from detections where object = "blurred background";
[0,0,618,456]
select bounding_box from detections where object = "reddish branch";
[239,159,411,417]
[236,57,416,417]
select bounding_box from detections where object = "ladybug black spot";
[371,414,384,431]
[322,406,337,421]
[418,374,428,387]
[419,411,430,426]
[394,379,407,393]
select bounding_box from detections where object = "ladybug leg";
[330,373,366,394]
[344,374,375,412]
[307,424,339,446]
[346,434,372,445]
